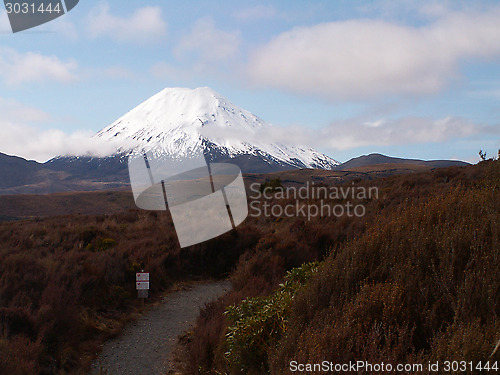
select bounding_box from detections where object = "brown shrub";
[270,163,499,374]
[0,335,42,375]
[0,206,259,373]
[186,161,500,374]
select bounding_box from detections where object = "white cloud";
[0,98,119,162]
[363,119,386,128]
[0,47,78,85]
[467,84,500,101]
[201,114,498,153]
[233,5,278,21]
[357,0,452,19]
[320,116,491,150]
[87,4,167,43]
[0,98,51,123]
[418,2,451,18]
[40,15,79,39]
[0,124,120,162]
[175,17,241,64]
[326,116,498,151]
[247,8,500,100]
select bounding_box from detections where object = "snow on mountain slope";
[95,87,339,170]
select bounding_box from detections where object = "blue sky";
[0,0,499,163]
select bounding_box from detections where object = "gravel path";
[89,281,231,375]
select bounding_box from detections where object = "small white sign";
[136,273,150,290]
[136,281,149,290]
[136,273,149,281]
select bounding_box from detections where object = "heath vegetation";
[0,160,498,374]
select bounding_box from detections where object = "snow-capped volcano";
[96,87,339,172]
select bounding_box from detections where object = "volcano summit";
[95,87,339,173]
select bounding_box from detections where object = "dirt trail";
[89,281,231,375]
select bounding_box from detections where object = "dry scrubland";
[0,209,259,373]
[0,160,498,374]
[185,160,499,374]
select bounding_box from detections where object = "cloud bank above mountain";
[247,9,500,100]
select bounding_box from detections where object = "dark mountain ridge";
[339,153,469,170]
[0,152,471,195]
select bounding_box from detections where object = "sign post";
[136,272,150,299]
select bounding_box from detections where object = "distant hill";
[0,153,75,193]
[338,153,470,170]
[44,155,129,182]
[0,161,480,220]
[0,152,129,195]
[0,151,471,196]
[0,153,45,188]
